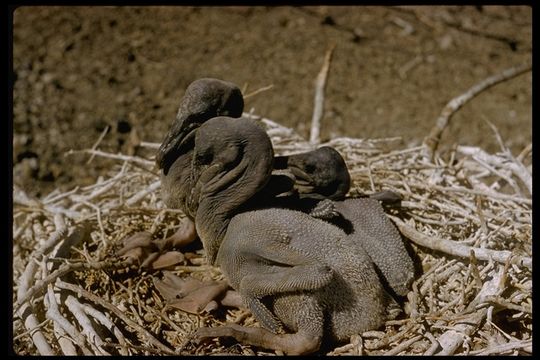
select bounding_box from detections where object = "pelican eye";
[196,151,213,165]
[304,164,316,173]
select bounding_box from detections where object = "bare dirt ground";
[12,6,531,198]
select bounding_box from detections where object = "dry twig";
[55,280,176,355]
[422,61,532,160]
[389,216,531,270]
[310,44,336,146]
[13,104,531,355]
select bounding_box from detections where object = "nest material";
[12,113,532,356]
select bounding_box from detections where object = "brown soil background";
[12,6,532,198]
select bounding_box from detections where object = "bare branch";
[86,125,110,164]
[65,295,110,355]
[45,285,91,355]
[389,216,531,270]
[14,258,133,314]
[310,44,336,146]
[243,84,274,99]
[139,141,160,150]
[14,214,69,355]
[384,334,422,355]
[55,280,176,355]
[423,61,532,160]
[457,145,531,196]
[435,266,505,355]
[66,149,155,167]
[126,180,161,206]
[471,339,532,355]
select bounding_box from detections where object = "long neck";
[194,118,274,264]
[195,141,273,265]
[160,149,199,218]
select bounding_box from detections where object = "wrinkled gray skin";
[158,78,245,218]
[157,78,415,354]
[158,78,359,212]
[156,78,244,176]
[158,77,399,213]
[162,116,414,355]
[273,146,350,200]
[331,198,414,297]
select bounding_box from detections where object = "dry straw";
[12,60,531,355]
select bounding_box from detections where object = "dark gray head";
[156,78,244,175]
[274,146,351,200]
[187,116,274,264]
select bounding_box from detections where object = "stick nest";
[12,114,532,356]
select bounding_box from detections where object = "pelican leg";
[309,199,340,220]
[194,323,322,355]
[239,263,333,298]
[243,296,284,334]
